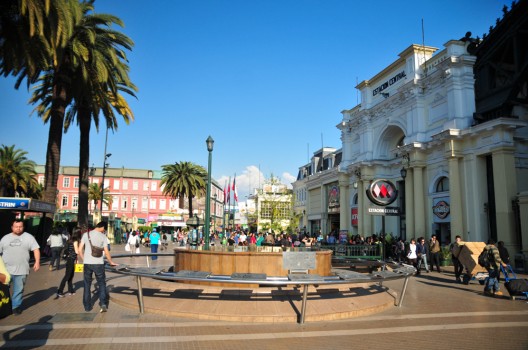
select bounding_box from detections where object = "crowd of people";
[0,219,515,318]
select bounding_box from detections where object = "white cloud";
[215,166,295,201]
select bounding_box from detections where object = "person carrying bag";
[0,256,12,319]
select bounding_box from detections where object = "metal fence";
[317,244,383,260]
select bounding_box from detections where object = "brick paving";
[1,243,527,349]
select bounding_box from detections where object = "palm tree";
[28,2,136,226]
[87,182,111,213]
[0,0,83,206]
[0,144,41,198]
[62,6,136,226]
[161,162,208,218]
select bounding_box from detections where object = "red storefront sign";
[351,207,358,226]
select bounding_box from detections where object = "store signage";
[372,70,406,96]
[328,185,340,212]
[0,198,29,209]
[433,199,450,219]
[368,207,400,216]
[351,207,358,226]
[366,179,398,206]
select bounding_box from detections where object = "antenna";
[307,143,309,163]
[422,18,427,77]
[321,133,324,150]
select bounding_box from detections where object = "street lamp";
[204,135,214,250]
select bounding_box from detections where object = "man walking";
[0,219,40,315]
[483,239,507,297]
[149,228,160,260]
[429,235,441,272]
[78,222,117,313]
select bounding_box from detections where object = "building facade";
[36,165,224,231]
[293,2,528,260]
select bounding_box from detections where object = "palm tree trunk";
[43,83,68,205]
[77,108,91,227]
[188,196,193,219]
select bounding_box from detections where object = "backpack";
[478,248,492,268]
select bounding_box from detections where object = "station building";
[293,1,528,261]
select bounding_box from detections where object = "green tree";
[0,0,83,206]
[160,162,208,218]
[27,2,136,227]
[87,182,111,213]
[0,144,41,198]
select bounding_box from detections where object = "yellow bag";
[74,263,84,273]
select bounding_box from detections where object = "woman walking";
[56,228,81,297]
[47,228,67,271]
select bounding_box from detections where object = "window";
[435,177,449,192]
[133,181,138,190]
[63,177,70,188]
[62,195,68,207]
[142,197,148,211]
[143,182,149,191]
[38,176,45,186]
[260,201,290,220]
[131,197,138,211]
[114,180,120,190]
[151,182,157,192]
[112,196,119,210]
[122,197,128,209]
[123,181,129,190]
[150,198,156,209]
[74,178,79,188]
[159,199,166,210]
[93,178,99,184]
[72,196,79,208]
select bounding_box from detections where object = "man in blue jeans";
[483,239,507,297]
[149,228,160,260]
[78,222,117,313]
[0,219,41,315]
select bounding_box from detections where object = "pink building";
[36,165,224,230]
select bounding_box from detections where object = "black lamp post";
[204,136,214,250]
[99,152,111,214]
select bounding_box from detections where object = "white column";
[339,173,350,232]
[413,166,425,237]
[405,169,414,239]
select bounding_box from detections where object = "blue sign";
[0,198,30,210]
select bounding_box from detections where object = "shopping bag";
[74,264,84,273]
[0,283,13,319]
[125,243,131,252]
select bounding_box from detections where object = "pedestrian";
[451,235,464,283]
[0,219,41,315]
[0,255,11,319]
[78,221,117,313]
[497,241,510,282]
[47,228,67,271]
[57,227,82,297]
[127,232,140,255]
[407,238,418,273]
[483,239,507,297]
[416,237,430,273]
[429,235,441,272]
[149,228,160,260]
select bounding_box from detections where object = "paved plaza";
[1,243,528,349]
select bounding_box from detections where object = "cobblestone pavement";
[1,243,527,349]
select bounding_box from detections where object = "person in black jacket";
[497,241,510,282]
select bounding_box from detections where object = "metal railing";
[316,244,383,260]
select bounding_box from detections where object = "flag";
[223,181,228,204]
[232,175,238,202]
[226,177,231,204]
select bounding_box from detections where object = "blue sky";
[0,0,508,200]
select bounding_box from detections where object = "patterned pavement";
[1,243,527,349]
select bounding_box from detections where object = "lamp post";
[204,136,214,250]
[100,152,111,216]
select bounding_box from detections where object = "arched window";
[435,176,449,192]
[353,193,358,205]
